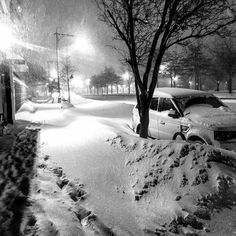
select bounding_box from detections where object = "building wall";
[0,64,14,123]
[0,63,30,123]
[13,74,29,111]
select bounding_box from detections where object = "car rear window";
[175,95,226,112]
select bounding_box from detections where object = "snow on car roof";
[153,87,211,98]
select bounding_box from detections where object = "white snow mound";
[107,136,236,235]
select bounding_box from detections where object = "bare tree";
[90,67,122,94]
[101,66,122,94]
[208,62,226,91]
[26,62,48,84]
[209,37,236,93]
[60,56,75,102]
[96,0,236,138]
[180,41,210,90]
[162,50,183,87]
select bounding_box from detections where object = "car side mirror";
[168,110,180,119]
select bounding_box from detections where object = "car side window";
[150,98,159,111]
[159,98,176,112]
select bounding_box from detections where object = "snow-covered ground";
[15,94,236,236]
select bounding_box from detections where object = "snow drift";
[107,136,236,235]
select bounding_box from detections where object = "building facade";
[0,0,27,124]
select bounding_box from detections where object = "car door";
[158,97,181,140]
[148,97,159,138]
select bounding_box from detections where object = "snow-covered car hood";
[184,105,236,130]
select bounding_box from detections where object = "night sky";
[21,0,122,78]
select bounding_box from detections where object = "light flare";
[15,39,51,52]
[0,23,15,51]
[72,34,95,57]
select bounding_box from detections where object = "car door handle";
[160,121,165,125]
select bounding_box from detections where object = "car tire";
[173,132,186,141]
[194,139,205,145]
[188,137,205,145]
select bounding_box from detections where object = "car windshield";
[174,94,226,113]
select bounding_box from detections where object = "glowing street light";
[122,71,132,94]
[160,64,167,73]
[189,81,193,88]
[54,29,95,102]
[173,75,178,88]
[86,78,91,95]
[73,34,95,57]
[122,71,130,81]
[50,68,57,79]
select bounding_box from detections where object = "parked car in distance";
[131,87,236,151]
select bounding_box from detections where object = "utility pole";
[65,56,72,103]
[54,28,75,102]
[55,28,60,102]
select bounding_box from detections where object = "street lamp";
[86,78,90,95]
[189,81,193,88]
[54,29,95,102]
[173,75,178,88]
[73,34,95,57]
[54,28,75,102]
[122,71,130,94]
[50,68,57,79]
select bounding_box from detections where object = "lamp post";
[173,75,178,88]
[86,78,90,95]
[122,71,130,94]
[54,28,75,102]
[68,74,73,103]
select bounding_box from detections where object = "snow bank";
[0,127,39,235]
[107,136,236,235]
[18,101,37,113]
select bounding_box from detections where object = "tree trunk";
[228,73,232,94]
[106,85,108,95]
[111,84,113,94]
[216,81,220,91]
[199,76,202,90]
[128,82,131,94]
[139,94,149,138]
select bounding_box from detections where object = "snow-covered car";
[131,87,236,150]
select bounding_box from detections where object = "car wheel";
[188,137,205,145]
[173,132,186,141]
[194,139,205,145]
